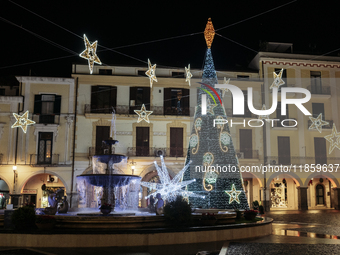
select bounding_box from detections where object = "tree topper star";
[324,124,340,154]
[11,110,35,133]
[309,113,329,133]
[79,34,102,74]
[134,104,153,123]
[140,156,204,202]
[225,184,242,204]
[185,64,193,86]
[270,68,285,89]
[145,59,157,88]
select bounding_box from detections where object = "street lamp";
[130,161,136,175]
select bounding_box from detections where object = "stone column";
[297,187,308,210]
[261,187,271,212]
[332,188,340,210]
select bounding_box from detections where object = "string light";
[145,59,157,88]
[220,77,230,98]
[204,18,215,49]
[309,113,329,133]
[11,110,35,133]
[79,34,102,74]
[134,104,153,123]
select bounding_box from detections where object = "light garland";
[11,110,35,133]
[145,59,157,88]
[309,113,329,133]
[225,184,242,204]
[134,104,153,123]
[185,64,193,86]
[324,124,340,154]
[140,156,204,202]
[270,68,285,89]
[79,34,102,74]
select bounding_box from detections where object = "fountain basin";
[77,174,141,187]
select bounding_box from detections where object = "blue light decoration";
[183,19,249,210]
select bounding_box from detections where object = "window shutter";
[110,86,117,109]
[91,86,99,112]
[143,87,150,110]
[34,95,42,114]
[54,95,61,114]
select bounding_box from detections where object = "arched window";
[316,184,324,205]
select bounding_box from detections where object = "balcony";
[127,147,187,157]
[265,156,340,166]
[29,154,59,166]
[307,85,331,95]
[84,104,195,116]
[307,119,333,129]
[235,150,259,159]
[32,114,60,125]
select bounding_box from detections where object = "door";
[96,126,110,154]
[136,127,149,156]
[240,129,253,158]
[278,137,290,165]
[316,184,325,205]
[170,128,183,157]
[314,137,327,165]
[38,132,53,164]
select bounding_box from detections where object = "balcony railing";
[235,150,259,159]
[32,114,60,124]
[84,104,195,116]
[307,119,333,129]
[127,147,187,157]
[265,156,340,165]
[29,154,59,166]
[307,85,331,95]
[272,119,297,128]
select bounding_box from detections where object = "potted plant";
[244,210,258,221]
[99,203,112,215]
[164,195,192,227]
[11,204,36,230]
[259,205,265,214]
[35,215,56,230]
[201,213,217,226]
[253,200,259,210]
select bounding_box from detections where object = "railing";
[265,156,340,166]
[272,119,297,128]
[32,114,60,124]
[29,154,59,165]
[307,119,333,129]
[307,85,331,95]
[235,150,259,159]
[127,147,188,157]
[84,104,195,116]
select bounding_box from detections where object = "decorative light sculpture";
[220,77,230,98]
[134,104,153,123]
[257,104,270,120]
[324,124,340,154]
[11,110,35,133]
[79,34,102,74]
[204,18,215,49]
[185,64,193,86]
[270,68,285,89]
[225,184,242,204]
[145,59,157,88]
[309,113,329,133]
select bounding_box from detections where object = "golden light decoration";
[11,110,35,133]
[134,104,153,123]
[79,34,102,74]
[225,184,242,204]
[258,104,270,120]
[204,18,215,49]
[145,59,157,88]
[309,113,329,133]
[324,124,340,154]
[220,77,230,98]
[270,68,285,89]
[185,64,193,86]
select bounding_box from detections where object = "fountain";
[76,110,141,213]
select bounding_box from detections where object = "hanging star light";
[225,184,242,204]
[258,104,270,120]
[324,124,340,154]
[220,77,230,98]
[11,110,35,133]
[79,34,102,74]
[206,97,217,115]
[140,156,204,202]
[134,104,153,123]
[145,59,157,88]
[185,64,193,86]
[270,68,285,89]
[309,113,329,133]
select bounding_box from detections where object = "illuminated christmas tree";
[183,19,249,209]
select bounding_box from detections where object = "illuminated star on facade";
[185,64,193,86]
[11,110,35,133]
[145,59,157,88]
[270,68,285,89]
[220,77,230,98]
[206,97,217,115]
[134,104,153,123]
[140,156,204,202]
[309,113,329,133]
[258,104,270,120]
[225,184,242,204]
[324,124,340,154]
[79,34,102,74]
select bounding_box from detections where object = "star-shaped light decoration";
[309,113,329,133]
[185,64,193,86]
[79,34,102,74]
[11,110,35,133]
[145,59,157,88]
[270,68,285,89]
[134,104,153,123]
[258,104,270,120]
[324,124,340,154]
[206,97,217,115]
[220,77,230,98]
[225,183,242,204]
[140,156,204,202]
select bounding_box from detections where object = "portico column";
[261,187,270,212]
[332,188,340,210]
[297,187,308,210]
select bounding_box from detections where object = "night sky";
[1,0,339,78]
